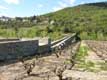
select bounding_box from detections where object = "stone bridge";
[0,33,78,61]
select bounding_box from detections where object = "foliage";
[44,2,107,40]
[75,46,88,61]
[75,45,96,72]
[0,2,107,40]
[0,26,63,40]
[98,62,107,71]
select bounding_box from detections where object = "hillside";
[43,2,107,40]
[0,2,107,40]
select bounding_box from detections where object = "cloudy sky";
[0,0,106,17]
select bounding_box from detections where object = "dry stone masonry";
[0,34,77,61]
[0,40,38,61]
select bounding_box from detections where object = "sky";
[0,0,107,17]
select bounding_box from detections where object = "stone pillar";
[48,38,51,53]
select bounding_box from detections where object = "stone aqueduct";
[0,34,78,61]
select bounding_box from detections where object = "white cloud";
[53,7,62,11]
[53,0,76,11]
[0,5,8,10]
[58,2,68,8]
[37,4,44,8]
[80,1,85,5]
[68,0,76,5]
[4,0,21,4]
[63,0,76,5]
[0,12,8,17]
[0,5,8,17]
[53,1,68,11]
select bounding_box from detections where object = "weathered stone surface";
[0,40,38,60]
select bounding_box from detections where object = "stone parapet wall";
[51,34,76,49]
[0,39,20,42]
[38,44,50,54]
[0,34,77,61]
[0,40,38,60]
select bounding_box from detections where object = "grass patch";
[75,45,97,72]
[75,46,89,62]
[0,27,64,41]
[77,61,95,72]
[98,62,107,71]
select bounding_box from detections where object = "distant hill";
[43,2,107,34]
[0,2,107,40]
